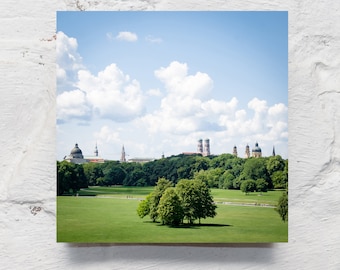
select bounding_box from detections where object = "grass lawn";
[79,186,285,206]
[57,187,288,243]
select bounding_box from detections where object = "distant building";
[197,139,203,154]
[120,145,126,162]
[233,146,238,157]
[245,144,250,158]
[203,139,210,156]
[64,143,104,164]
[128,157,155,163]
[196,138,211,156]
[251,142,262,158]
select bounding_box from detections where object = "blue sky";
[57,11,288,160]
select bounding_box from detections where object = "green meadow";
[57,187,288,243]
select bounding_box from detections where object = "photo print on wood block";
[56,11,288,243]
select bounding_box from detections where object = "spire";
[272,146,276,156]
[94,142,98,157]
[120,145,126,162]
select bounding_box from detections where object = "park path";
[78,190,276,208]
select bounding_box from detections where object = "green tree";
[123,167,146,186]
[158,188,184,226]
[104,166,126,186]
[240,179,257,194]
[218,170,235,189]
[272,170,288,189]
[137,193,152,219]
[57,161,87,195]
[240,158,271,188]
[256,178,268,194]
[176,179,199,224]
[193,179,217,224]
[276,191,288,222]
[266,155,285,176]
[148,178,173,222]
[176,179,216,224]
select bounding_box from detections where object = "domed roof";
[252,142,262,152]
[70,143,84,159]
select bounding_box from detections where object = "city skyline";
[57,11,288,161]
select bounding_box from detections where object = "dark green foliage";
[192,179,217,223]
[138,178,216,226]
[147,178,173,222]
[239,158,272,189]
[267,155,287,189]
[57,153,287,194]
[271,171,288,189]
[218,170,235,189]
[137,193,152,219]
[176,179,200,224]
[240,180,257,194]
[83,163,104,186]
[104,166,126,186]
[256,179,268,193]
[158,188,184,226]
[276,191,288,222]
[57,161,87,195]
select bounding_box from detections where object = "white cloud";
[142,61,236,135]
[56,31,83,83]
[56,89,91,121]
[94,125,120,144]
[248,97,268,113]
[145,35,163,44]
[77,64,145,122]
[147,88,162,97]
[154,61,213,99]
[57,63,146,123]
[116,31,138,42]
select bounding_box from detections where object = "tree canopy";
[137,178,216,226]
[276,191,288,222]
[57,153,288,195]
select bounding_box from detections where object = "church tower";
[245,144,250,158]
[272,146,276,156]
[252,142,262,158]
[203,139,210,156]
[233,146,238,157]
[197,139,203,155]
[120,145,126,162]
[94,143,98,157]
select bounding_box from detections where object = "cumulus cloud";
[57,63,146,123]
[57,32,146,124]
[142,61,232,134]
[155,61,213,99]
[218,97,288,147]
[116,31,138,42]
[94,125,121,144]
[147,88,162,97]
[56,89,91,121]
[56,31,83,89]
[76,64,145,121]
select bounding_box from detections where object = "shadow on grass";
[142,220,231,229]
[160,223,232,229]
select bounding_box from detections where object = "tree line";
[57,153,288,196]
